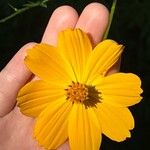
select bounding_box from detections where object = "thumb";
[0,43,35,117]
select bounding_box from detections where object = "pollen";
[65,81,88,102]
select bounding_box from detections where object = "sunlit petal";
[97,103,133,142]
[17,80,65,117]
[68,103,101,150]
[25,43,76,83]
[58,28,92,82]
[34,99,72,149]
[95,73,142,107]
[84,40,123,83]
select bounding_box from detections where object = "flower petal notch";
[17,28,142,150]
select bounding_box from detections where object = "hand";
[0,3,118,150]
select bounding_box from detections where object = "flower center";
[66,82,88,102]
[65,81,101,107]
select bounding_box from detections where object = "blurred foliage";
[0,0,150,149]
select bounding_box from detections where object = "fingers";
[0,43,36,117]
[76,3,109,46]
[76,3,120,73]
[0,6,79,117]
[42,6,78,45]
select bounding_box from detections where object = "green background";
[0,0,150,149]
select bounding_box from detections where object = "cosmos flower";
[17,29,142,150]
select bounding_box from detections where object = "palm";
[0,3,115,150]
[0,107,42,150]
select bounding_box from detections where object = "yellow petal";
[25,43,75,83]
[68,103,101,150]
[17,80,65,117]
[96,73,143,107]
[58,28,92,82]
[97,103,133,142]
[84,40,123,83]
[34,99,72,150]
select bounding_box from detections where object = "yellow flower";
[17,29,142,150]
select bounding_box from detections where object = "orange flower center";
[66,82,88,102]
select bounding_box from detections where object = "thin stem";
[42,0,49,3]
[103,0,117,39]
[0,6,36,23]
[0,0,50,23]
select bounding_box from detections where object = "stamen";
[65,82,101,107]
[65,82,88,102]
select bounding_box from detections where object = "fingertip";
[86,2,109,16]
[76,2,109,45]
[52,5,79,26]
[53,5,79,19]
[42,5,79,45]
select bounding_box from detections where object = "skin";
[0,3,120,150]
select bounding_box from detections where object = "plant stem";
[0,0,50,23]
[103,0,117,39]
